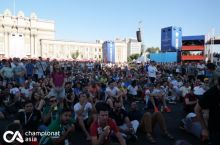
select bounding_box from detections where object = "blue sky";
[0,0,219,48]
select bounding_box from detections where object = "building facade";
[41,39,103,61]
[115,41,127,63]
[103,41,115,63]
[126,38,142,56]
[0,9,55,58]
[205,36,220,63]
[103,40,127,63]
[161,26,182,52]
[0,10,131,63]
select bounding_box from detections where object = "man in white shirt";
[74,92,93,140]
[105,81,121,101]
[179,82,191,98]
[151,83,171,112]
[194,84,205,99]
[105,81,122,109]
[148,62,157,83]
[197,62,205,82]
[127,81,138,96]
[127,80,139,101]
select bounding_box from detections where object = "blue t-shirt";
[26,63,34,76]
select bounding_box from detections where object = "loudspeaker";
[136,30,142,42]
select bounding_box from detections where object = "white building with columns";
[40,39,103,60]
[0,10,138,63]
[0,9,55,58]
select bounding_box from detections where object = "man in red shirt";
[90,102,126,145]
[184,88,197,113]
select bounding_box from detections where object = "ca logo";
[3,131,24,143]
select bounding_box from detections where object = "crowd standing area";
[0,57,220,145]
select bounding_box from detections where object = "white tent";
[135,55,150,63]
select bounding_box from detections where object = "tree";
[145,47,160,53]
[127,53,140,62]
[71,51,79,59]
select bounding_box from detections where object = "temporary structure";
[135,55,150,63]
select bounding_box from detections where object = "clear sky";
[0,0,219,48]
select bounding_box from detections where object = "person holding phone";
[40,108,75,145]
[41,96,61,129]
[90,102,126,145]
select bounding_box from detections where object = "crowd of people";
[0,57,220,145]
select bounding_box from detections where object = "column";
[23,31,30,57]
[34,35,38,57]
[0,33,5,56]
[30,34,34,57]
[4,32,9,58]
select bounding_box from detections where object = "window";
[182,50,203,56]
[182,40,204,46]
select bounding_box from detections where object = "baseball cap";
[193,86,205,95]
[204,78,209,81]
[10,88,20,95]
[186,113,196,118]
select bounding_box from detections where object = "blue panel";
[161,27,172,51]
[172,27,182,51]
[112,43,115,63]
[149,52,177,62]
[161,26,182,52]
[103,41,115,63]
[102,41,107,63]
[182,35,205,41]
